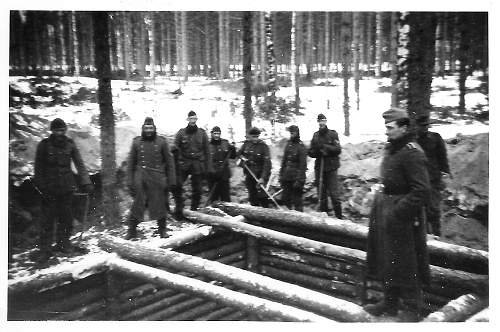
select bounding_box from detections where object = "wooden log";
[195,307,237,321]
[118,288,177,316]
[142,297,206,320]
[219,310,247,321]
[429,265,488,295]
[214,202,489,273]
[98,234,373,322]
[175,231,238,255]
[184,210,366,264]
[81,310,107,321]
[465,308,489,322]
[216,250,246,265]
[55,299,107,320]
[166,300,221,320]
[423,293,488,322]
[193,240,246,260]
[158,225,217,249]
[108,257,333,322]
[118,283,158,302]
[105,270,122,320]
[246,236,259,272]
[121,292,189,320]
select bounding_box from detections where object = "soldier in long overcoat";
[34,118,94,262]
[172,111,212,218]
[365,108,431,318]
[279,125,307,211]
[308,113,343,218]
[237,127,272,208]
[416,114,451,236]
[207,126,236,204]
[126,117,176,239]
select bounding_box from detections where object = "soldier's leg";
[426,186,442,236]
[245,176,258,206]
[190,173,203,211]
[220,179,231,202]
[281,181,293,210]
[206,178,218,204]
[293,183,304,212]
[39,197,56,260]
[327,170,343,219]
[55,194,74,252]
[157,217,167,238]
[316,170,328,212]
[173,170,189,218]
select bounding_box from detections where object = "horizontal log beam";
[158,225,216,249]
[195,306,236,321]
[465,308,489,322]
[98,234,373,322]
[55,299,107,320]
[423,293,487,322]
[108,257,333,322]
[142,296,206,320]
[214,202,489,273]
[166,301,221,320]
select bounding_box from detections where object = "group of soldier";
[34,106,450,319]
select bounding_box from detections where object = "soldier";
[172,111,212,218]
[364,108,431,319]
[34,118,94,262]
[237,127,272,208]
[207,126,236,204]
[279,125,307,211]
[126,117,176,239]
[308,113,343,218]
[416,114,451,236]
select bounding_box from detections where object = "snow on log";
[423,293,487,322]
[98,234,374,322]
[214,202,488,273]
[107,257,333,322]
[8,253,112,295]
[157,225,216,249]
[465,308,489,322]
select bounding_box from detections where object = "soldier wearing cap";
[416,113,451,236]
[364,107,431,318]
[126,117,176,239]
[172,111,212,218]
[237,127,272,207]
[308,113,343,218]
[34,118,94,262]
[279,125,307,211]
[207,126,236,204]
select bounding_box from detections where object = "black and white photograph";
[4,0,494,327]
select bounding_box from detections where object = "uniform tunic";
[207,138,236,202]
[127,135,176,220]
[279,138,307,211]
[366,134,431,292]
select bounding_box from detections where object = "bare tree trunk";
[122,12,131,84]
[242,11,253,133]
[359,13,366,75]
[396,12,410,109]
[47,24,55,71]
[324,12,330,79]
[352,12,361,110]
[92,11,120,226]
[375,12,383,77]
[114,13,123,72]
[260,12,267,83]
[265,11,278,142]
[296,12,303,69]
[166,18,173,76]
[181,11,188,82]
[252,15,260,83]
[341,12,351,136]
[71,11,80,79]
[56,12,67,72]
[366,12,373,74]
[147,13,156,82]
[434,13,445,77]
[305,11,313,81]
[137,12,146,86]
[457,13,470,114]
[448,13,457,73]
[175,12,182,83]
[218,11,230,79]
[390,12,399,108]
[291,11,300,110]
[204,12,211,76]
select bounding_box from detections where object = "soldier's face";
[289,131,299,140]
[52,128,66,137]
[250,134,260,143]
[212,132,221,140]
[385,121,407,141]
[142,125,155,137]
[187,116,198,126]
[318,120,327,128]
[417,124,429,135]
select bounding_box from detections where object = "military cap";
[143,117,155,126]
[287,125,299,133]
[317,113,327,121]
[211,126,221,133]
[187,111,197,117]
[416,114,431,126]
[50,118,67,130]
[248,127,261,135]
[382,107,409,123]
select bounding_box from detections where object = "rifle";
[241,161,282,210]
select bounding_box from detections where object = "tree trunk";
[181,11,188,82]
[366,12,373,74]
[259,12,267,83]
[341,12,351,136]
[264,11,278,141]
[390,12,399,108]
[98,234,373,322]
[434,13,445,77]
[107,257,332,322]
[305,11,313,81]
[242,11,253,133]
[122,12,131,83]
[204,12,211,76]
[71,11,80,79]
[56,12,67,72]
[218,11,230,79]
[46,23,55,71]
[166,17,173,76]
[352,12,361,110]
[407,12,437,119]
[375,12,383,77]
[92,11,120,226]
[107,14,117,73]
[324,12,330,79]
[448,13,457,73]
[114,13,123,72]
[457,13,470,114]
[296,12,303,69]
[291,11,300,110]
[423,293,487,322]
[137,12,146,86]
[147,13,156,82]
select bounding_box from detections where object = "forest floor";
[7,72,489,281]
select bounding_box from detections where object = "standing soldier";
[207,126,236,204]
[365,108,431,319]
[308,113,343,218]
[416,114,451,236]
[34,118,94,262]
[237,127,272,208]
[279,125,307,211]
[126,117,176,239]
[172,111,212,218]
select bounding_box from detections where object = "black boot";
[157,218,167,238]
[125,216,138,240]
[364,287,400,316]
[333,201,343,219]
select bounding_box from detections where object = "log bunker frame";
[8,203,489,322]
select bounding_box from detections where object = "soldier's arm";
[262,144,272,183]
[322,131,341,156]
[435,134,450,174]
[279,144,287,179]
[307,134,320,158]
[70,140,91,186]
[392,149,431,219]
[162,139,176,187]
[203,131,213,173]
[34,140,47,190]
[298,144,307,183]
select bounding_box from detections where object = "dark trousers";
[426,185,442,236]
[39,194,73,253]
[173,170,203,211]
[245,176,268,208]
[315,169,342,217]
[207,177,231,203]
[281,181,303,212]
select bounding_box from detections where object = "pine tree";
[375,12,383,77]
[242,11,253,133]
[291,11,300,110]
[341,12,351,136]
[352,12,361,110]
[71,11,80,79]
[390,12,399,108]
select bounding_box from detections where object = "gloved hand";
[82,183,94,193]
[255,178,265,189]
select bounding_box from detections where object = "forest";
[8,11,489,276]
